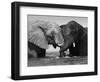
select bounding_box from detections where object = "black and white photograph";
[28,15,88,67]
[11,2,97,80]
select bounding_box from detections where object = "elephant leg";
[59,47,66,57]
[69,46,79,56]
[28,48,38,58]
[38,49,46,58]
[28,41,46,58]
[68,44,74,57]
[28,41,38,58]
[69,42,80,56]
[59,51,65,57]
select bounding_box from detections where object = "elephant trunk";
[59,37,74,52]
[54,31,64,46]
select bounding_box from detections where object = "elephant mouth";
[57,42,64,46]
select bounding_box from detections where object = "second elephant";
[58,21,87,57]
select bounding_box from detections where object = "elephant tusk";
[73,42,75,47]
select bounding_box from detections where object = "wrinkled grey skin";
[54,21,87,57]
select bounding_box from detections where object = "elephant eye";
[73,43,75,47]
[66,31,70,35]
[71,30,77,35]
[51,31,55,35]
[65,28,71,35]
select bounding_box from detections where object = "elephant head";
[28,20,64,49]
[59,20,87,52]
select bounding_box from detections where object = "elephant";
[28,20,64,58]
[68,28,87,57]
[55,20,87,57]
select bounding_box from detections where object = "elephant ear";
[28,25,48,49]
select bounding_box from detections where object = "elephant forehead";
[62,26,71,36]
[48,26,56,32]
[30,20,60,35]
[46,23,60,34]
